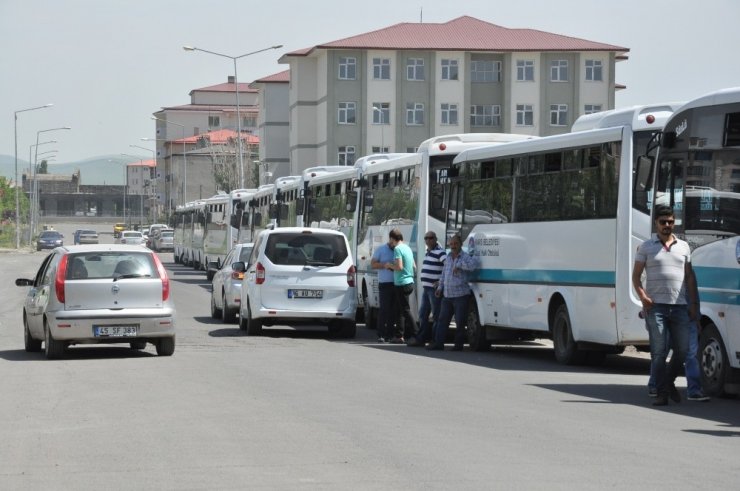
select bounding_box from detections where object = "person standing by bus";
[386,228,417,344]
[371,237,397,343]
[428,234,479,351]
[408,231,446,347]
[632,205,699,406]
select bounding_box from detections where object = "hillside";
[0,154,135,185]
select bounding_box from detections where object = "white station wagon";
[16,244,176,359]
[236,228,357,338]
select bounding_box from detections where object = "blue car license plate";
[288,289,323,299]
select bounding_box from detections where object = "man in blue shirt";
[428,234,479,351]
[371,237,397,342]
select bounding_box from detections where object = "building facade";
[250,70,290,183]
[279,16,628,173]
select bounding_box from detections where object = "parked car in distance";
[152,229,174,252]
[37,230,64,251]
[113,223,126,238]
[15,244,176,359]
[210,243,254,323]
[237,228,357,338]
[73,229,99,245]
[117,230,146,246]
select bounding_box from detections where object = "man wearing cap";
[632,205,699,406]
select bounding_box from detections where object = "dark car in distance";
[36,230,64,251]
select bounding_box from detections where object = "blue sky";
[2,0,739,163]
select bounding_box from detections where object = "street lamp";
[27,141,56,244]
[183,43,283,188]
[151,116,187,207]
[13,103,53,248]
[30,126,70,242]
[373,106,385,153]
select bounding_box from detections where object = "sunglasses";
[658,219,675,225]
[424,236,435,240]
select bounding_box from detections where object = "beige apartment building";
[277,15,628,174]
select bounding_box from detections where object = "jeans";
[646,304,691,398]
[394,283,418,340]
[417,286,441,343]
[434,295,470,347]
[650,321,703,395]
[377,282,397,340]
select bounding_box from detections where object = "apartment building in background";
[250,70,290,184]
[152,77,260,213]
[278,15,629,174]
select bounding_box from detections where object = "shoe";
[687,392,710,402]
[648,387,658,398]
[669,385,681,403]
[389,337,405,344]
[652,396,669,406]
[377,337,387,343]
[406,338,425,347]
[450,345,464,351]
[426,343,444,351]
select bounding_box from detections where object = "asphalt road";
[1,223,739,489]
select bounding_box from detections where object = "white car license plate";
[93,325,139,337]
[288,289,323,299]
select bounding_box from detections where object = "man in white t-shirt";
[632,205,699,406]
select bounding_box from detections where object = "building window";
[550,60,568,82]
[208,115,220,128]
[516,60,534,81]
[406,103,424,125]
[406,146,419,153]
[372,103,390,124]
[441,59,459,80]
[242,116,257,127]
[406,58,425,81]
[470,105,501,126]
[516,104,534,126]
[372,146,390,154]
[441,103,459,125]
[338,102,356,124]
[373,58,391,80]
[550,104,568,126]
[585,60,603,81]
[339,57,356,80]
[584,104,603,114]
[338,146,356,166]
[471,60,501,82]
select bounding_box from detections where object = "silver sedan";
[210,243,254,323]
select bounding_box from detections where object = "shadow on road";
[0,346,156,361]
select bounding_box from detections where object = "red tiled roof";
[127,159,156,167]
[286,16,628,56]
[172,129,260,145]
[253,70,290,83]
[160,104,259,114]
[191,82,258,94]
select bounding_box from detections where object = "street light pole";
[13,103,53,248]
[31,126,70,242]
[183,44,283,188]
